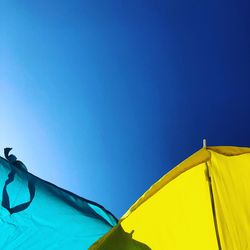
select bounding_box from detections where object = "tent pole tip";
[203,139,207,148]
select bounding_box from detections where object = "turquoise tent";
[0,148,117,249]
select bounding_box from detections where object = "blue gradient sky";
[1,0,250,217]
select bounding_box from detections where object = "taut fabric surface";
[209,151,250,250]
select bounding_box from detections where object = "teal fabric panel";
[0,151,117,249]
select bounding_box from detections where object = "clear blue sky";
[1,0,250,217]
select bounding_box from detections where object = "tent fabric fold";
[90,146,250,250]
[0,149,117,250]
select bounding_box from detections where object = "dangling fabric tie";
[2,148,35,214]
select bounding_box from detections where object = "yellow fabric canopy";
[90,146,250,250]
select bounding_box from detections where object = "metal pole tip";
[203,139,207,148]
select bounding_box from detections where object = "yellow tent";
[90,146,250,250]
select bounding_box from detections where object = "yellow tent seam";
[121,146,250,221]
[90,146,250,249]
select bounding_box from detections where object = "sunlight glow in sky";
[1,0,250,217]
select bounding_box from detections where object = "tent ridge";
[122,146,250,221]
